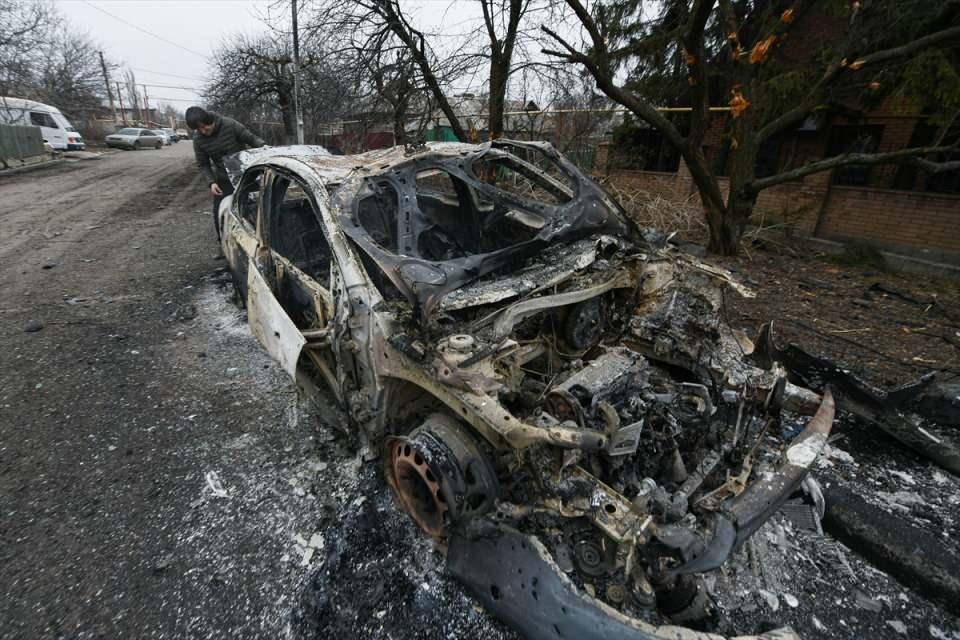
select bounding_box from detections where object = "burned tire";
[385,413,498,543]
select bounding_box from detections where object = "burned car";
[219,141,832,639]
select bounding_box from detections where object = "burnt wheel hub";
[387,438,448,538]
[385,413,498,542]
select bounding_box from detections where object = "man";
[186,106,266,243]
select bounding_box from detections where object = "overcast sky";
[57,0,488,114]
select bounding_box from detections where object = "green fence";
[0,123,45,166]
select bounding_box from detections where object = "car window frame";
[29,111,58,128]
[260,168,335,268]
[232,167,267,236]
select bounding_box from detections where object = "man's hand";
[210,182,223,196]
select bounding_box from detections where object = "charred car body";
[220,141,833,639]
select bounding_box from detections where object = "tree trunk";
[705,194,755,256]
[489,59,508,140]
[707,132,759,256]
[393,107,406,146]
[278,89,295,145]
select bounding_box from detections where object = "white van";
[0,97,84,150]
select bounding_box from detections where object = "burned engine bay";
[374,234,832,637]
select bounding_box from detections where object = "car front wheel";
[133,141,140,150]
[155,142,162,149]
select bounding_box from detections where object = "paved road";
[0,144,332,639]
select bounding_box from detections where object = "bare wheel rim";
[386,438,449,539]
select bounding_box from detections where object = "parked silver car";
[153,129,171,145]
[105,128,164,150]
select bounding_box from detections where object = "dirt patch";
[716,242,960,387]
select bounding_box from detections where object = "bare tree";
[543,0,960,255]
[306,0,475,142]
[124,68,140,121]
[34,31,108,124]
[206,34,297,141]
[205,30,360,144]
[364,49,421,145]
[0,0,58,96]
[481,0,529,139]
[307,0,560,143]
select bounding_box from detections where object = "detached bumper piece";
[448,523,798,640]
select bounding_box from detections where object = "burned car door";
[222,167,266,301]
[257,167,343,403]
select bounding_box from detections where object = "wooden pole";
[141,85,150,125]
[98,51,117,124]
[115,82,128,126]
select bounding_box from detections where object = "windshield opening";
[471,144,576,205]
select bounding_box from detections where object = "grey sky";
[57,0,491,114]
[58,0,273,111]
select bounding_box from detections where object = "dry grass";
[597,177,708,242]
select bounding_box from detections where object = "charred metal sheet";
[823,480,960,616]
[754,323,960,475]
[246,258,306,378]
[440,237,598,312]
[448,524,799,640]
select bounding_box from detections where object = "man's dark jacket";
[192,114,266,186]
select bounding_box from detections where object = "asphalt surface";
[0,144,332,639]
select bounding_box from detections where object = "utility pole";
[291,0,305,144]
[115,82,128,126]
[98,51,117,124]
[141,85,150,125]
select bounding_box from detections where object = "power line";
[131,67,206,82]
[140,82,204,91]
[80,0,209,59]
[151,96,204,103]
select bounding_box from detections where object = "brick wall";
[819,186,960,262]
[597,152,960,264]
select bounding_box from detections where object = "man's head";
[186,106,216,136]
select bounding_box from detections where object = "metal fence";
[0,123,45,166]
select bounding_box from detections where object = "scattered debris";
[886,620,907,635]
[153,554,173,573]
[23,319,43,333]
[205,471,228,498]
[855,590,883,613]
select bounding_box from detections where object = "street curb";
[0,158,66,177]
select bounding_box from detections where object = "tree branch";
[748,144,960,192]
[757,24,960,143]
[540,22,683,149]
[683,0,717,144]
